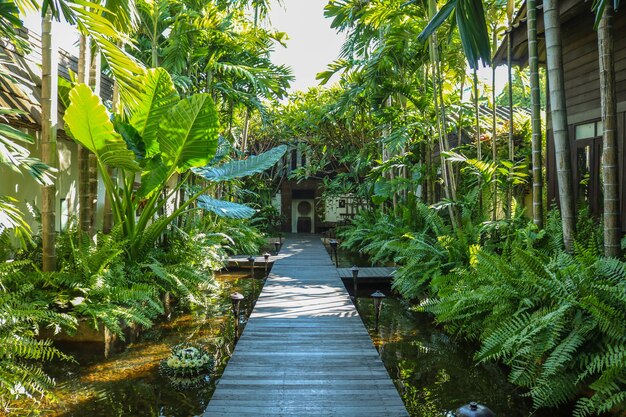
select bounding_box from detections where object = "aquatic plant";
[160,343,214,389]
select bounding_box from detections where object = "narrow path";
[203,234,408,416]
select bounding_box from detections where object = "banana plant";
[64,67,286,258]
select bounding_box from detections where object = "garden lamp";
[350,265,359,299]
[247,256,255,278]
[263,252,270,278]
[329,239,338,267]
[230,292,244,325]
[371,290,385,331]
[455,402,495,417]
[274,241,281,255]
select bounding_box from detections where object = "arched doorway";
[291,199,315,233]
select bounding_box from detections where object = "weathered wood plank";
[203,235,408,416]
[337,267,397,279]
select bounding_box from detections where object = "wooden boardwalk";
[336,266,397,280]
[203,235,408,416]
[226,255,275,269]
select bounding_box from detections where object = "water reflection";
[354,288,573,417]
[30,271,262,417]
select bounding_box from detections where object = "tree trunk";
[473,68,483,215]
[241,108,250,153]
[78,34,91,235]
[506,20,515,220]
[473,68,481,162]
[428,0,457,227]
[544,0,576,251]
[88,46,102,236]
[436,53,457,200]
[527,0,544,228]
[491,25,498,221]
[598,4,620,257]
[103,44,122,233]
[41,11,58,272]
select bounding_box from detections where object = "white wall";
[1,131,80,234]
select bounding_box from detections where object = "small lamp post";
[247,256,256,293]
[350,265,359,299]
[247,255,255,277]
[371,290,385,331]
[230,292,244,333]
[329,239,338,267]
[263,252,270,278]
[274,241,281,255]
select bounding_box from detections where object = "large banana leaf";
[130,68,179,158]
[197,196,256,219]
[193,144,287,182]
[158,93,219,172]
[64,84,139,171]
[137,156,168,198]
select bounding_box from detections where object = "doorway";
[291,199,315,233]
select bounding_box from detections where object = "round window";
[297,201,312,216]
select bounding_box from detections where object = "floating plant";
[160,343,214,388]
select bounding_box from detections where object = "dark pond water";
[324,240,573,416]
[353,285,573,417]
[17,271,261,417]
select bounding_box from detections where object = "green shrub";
[419,235,626,416]
[0,260,75,412]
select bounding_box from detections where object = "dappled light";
[2,0,626,415]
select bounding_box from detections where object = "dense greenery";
[1,0,625,415]
[0,0,288,412]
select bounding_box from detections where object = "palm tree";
[78,34,91,235]
[41,10,58,271]
[527,0,543,228]
[543,0,575,251]
[505,0,515,220]
[594,0,621,257]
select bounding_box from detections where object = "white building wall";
[1,131,80,234]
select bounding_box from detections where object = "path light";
[350,265,359,299]
[263,252,270,278]
[247,256,255,277]
[230,292,244,333]
[274,241,281,255]
[371,290,385,331]
[329,239,338,267]
[455,402,495,417]
[247,256,256,294]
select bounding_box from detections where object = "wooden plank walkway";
[226,255,275,269]
[337,266,397,280]
[203,234,408,416]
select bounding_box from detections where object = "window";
[575,121,603,140]
[574,120,603,215]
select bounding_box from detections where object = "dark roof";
[0,28,114,135]
[493,0,590,68]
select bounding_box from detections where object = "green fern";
[0,261,76,411]
[421,243,626,415]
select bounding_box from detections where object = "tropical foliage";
[2,0,626,415]
[0,0,289,411]
[64,68,286,258]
